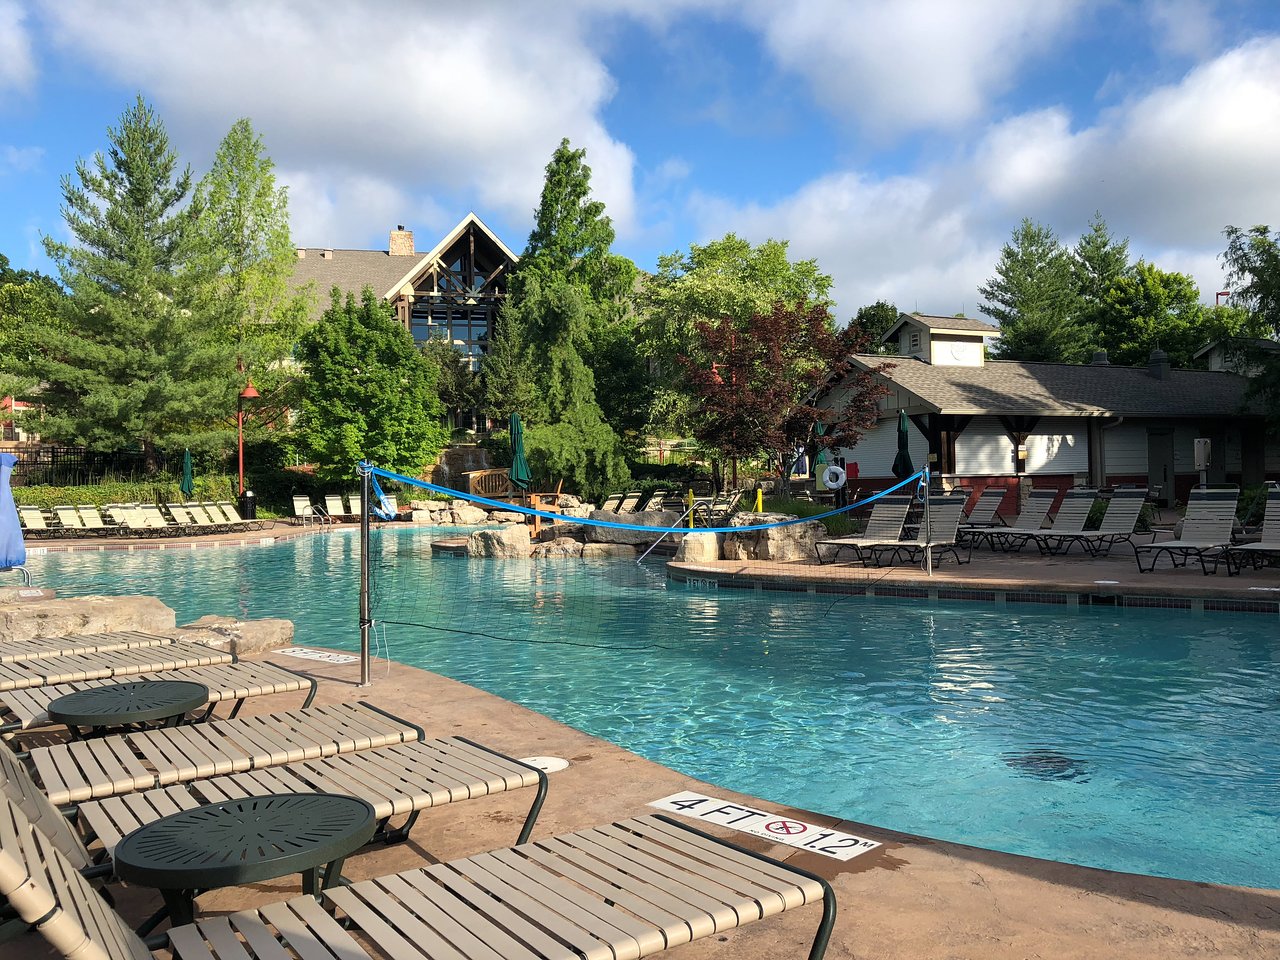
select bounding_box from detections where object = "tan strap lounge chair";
[0,641,234,693]
[957,487,1007,544]
[0,660,317,733]
[1016,488,1098,554]
[27,699,422,806]
[1036,487,1150,556]
[52,506,87,536]
[0,794,836,960]
[598,492,625,511]
[1133,487,1238,574]
[815,494,912,564]
[981,487,1057,551]
[210,500,263,531]
[865,492,971,566]
[1225,488,1280,575]
[0,630,176,665]
[17,506,54,539]
[615,490,647,513]
[77,505,114,536]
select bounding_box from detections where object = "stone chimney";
[389,224,415,256]
[1147,348,1171,380]
[1091,349,1110,365]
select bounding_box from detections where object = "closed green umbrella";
[891,410,914,479]
[508,413,532,492]
[179,449,195,499]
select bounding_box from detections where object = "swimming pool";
[26,527,1280,889]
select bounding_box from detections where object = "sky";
[2,0,1279,321]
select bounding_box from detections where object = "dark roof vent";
[1091,350,1110,365]
[1148,348,1171,380]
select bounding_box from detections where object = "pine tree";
[36,95,232,465]
[979,219,1091,363]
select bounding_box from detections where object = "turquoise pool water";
[26,527,1280,889]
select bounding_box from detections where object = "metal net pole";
[924,467,933,577]
[358,463,371,686]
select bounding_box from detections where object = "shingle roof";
[903,313,999,333]
[291,249,422,319]
[855,355,1258,417]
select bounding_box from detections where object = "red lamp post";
[236,380,260,496]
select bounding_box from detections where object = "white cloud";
[0,0,36,97]
[0,145,43,174]
[1144,0,1219,60]
[740,0,1085,137]
[691,36,1280,315]
[35,0,638,242]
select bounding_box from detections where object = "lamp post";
[236,380,259,496]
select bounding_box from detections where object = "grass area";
[763,496,861,537]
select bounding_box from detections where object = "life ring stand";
[822,465,847,490]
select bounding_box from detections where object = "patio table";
[46,679,209,737]
[113,792,376,927]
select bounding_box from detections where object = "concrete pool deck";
[10,647,1277,960]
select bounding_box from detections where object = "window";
[909,330,921,353]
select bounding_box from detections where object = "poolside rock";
[173,615,294,656]
[531,537,584,559]
[582,543,636,558]
[723,513,825,561]
[584,509,682,545]
[489,510,526,524]
[674,531,722,562]
[0,594,175,642]
[450,503,489,525]
[467,524,530,558]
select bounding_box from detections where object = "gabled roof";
[379,212,519,301]
[880,312,999,343]
[850,355,1257,418]
[1191,337,1280,360]
[291,249,418,311]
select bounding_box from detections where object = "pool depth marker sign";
[649,791,881,862]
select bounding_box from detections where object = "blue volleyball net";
[353,461,933,680]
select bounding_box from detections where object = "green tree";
[979,218,1091,363]
[849,300,900,353]
[35,95,232,465]
[190,118,310,385]
[421,337,481,431]
[0,255,63,402]
[1095,261,1210,367]
[1072,212,1130,338]
[1221,225,1280,334]
[638,233,833,433]
[297,289,448,482]
[480,311,539,421]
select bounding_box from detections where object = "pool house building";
[823,313,1277,508]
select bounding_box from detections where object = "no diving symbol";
[764,819,806,836]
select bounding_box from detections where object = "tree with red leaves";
[678,302,889,497]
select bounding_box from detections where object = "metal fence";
[6,446,165,487]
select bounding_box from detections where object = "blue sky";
[2,0,1279,319]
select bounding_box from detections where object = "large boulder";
[171,615,294,656]
[584,509,683,545]
[674,532,722,562]
[0,594,175,642]
[467,525,531,558]
[531,537,584,559]
[450,502,489,525]
[489,510,526,524]
[723,513,826,561]
[582,543,636,559]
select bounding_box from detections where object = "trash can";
[239,490,256,520]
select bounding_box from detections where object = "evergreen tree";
[35,95,231,465]
[1073,213,1131,307]
[421,337,481,431]
[979,219,1091,363]
[480,311,539,421]
[190,118,310,384]
[297,289,448,482]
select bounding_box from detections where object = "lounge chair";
[0,659,317,733]
[0,641,235,693]
[26,699,422,806]
[76,505,113,537]
[16,506,54,539]
[1018,488,1098,554]
[293,494,335,526]
[865,492,971,566]
[212,500,263,531]
[138,503,184,535]
[815,493,912,564]
[982,488,1057,551]
[598,492,625,511]
[52,505,87,537]
[324,493,351,520]
[0,795,835,960]
[693,489,744,526]
[103,504,156,537]
[1133,487,1238,574]
[1224,488,1280,575]
[615,489,646,512]
[0,629,176,665]
[1034,487,1150,557]
[188,502,233,532]
[957,487,1007,543]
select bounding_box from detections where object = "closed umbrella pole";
[180,449,195,499]
[508,413,532,493]
[891,410,914,480]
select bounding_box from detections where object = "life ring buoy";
[822,465,847,490]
